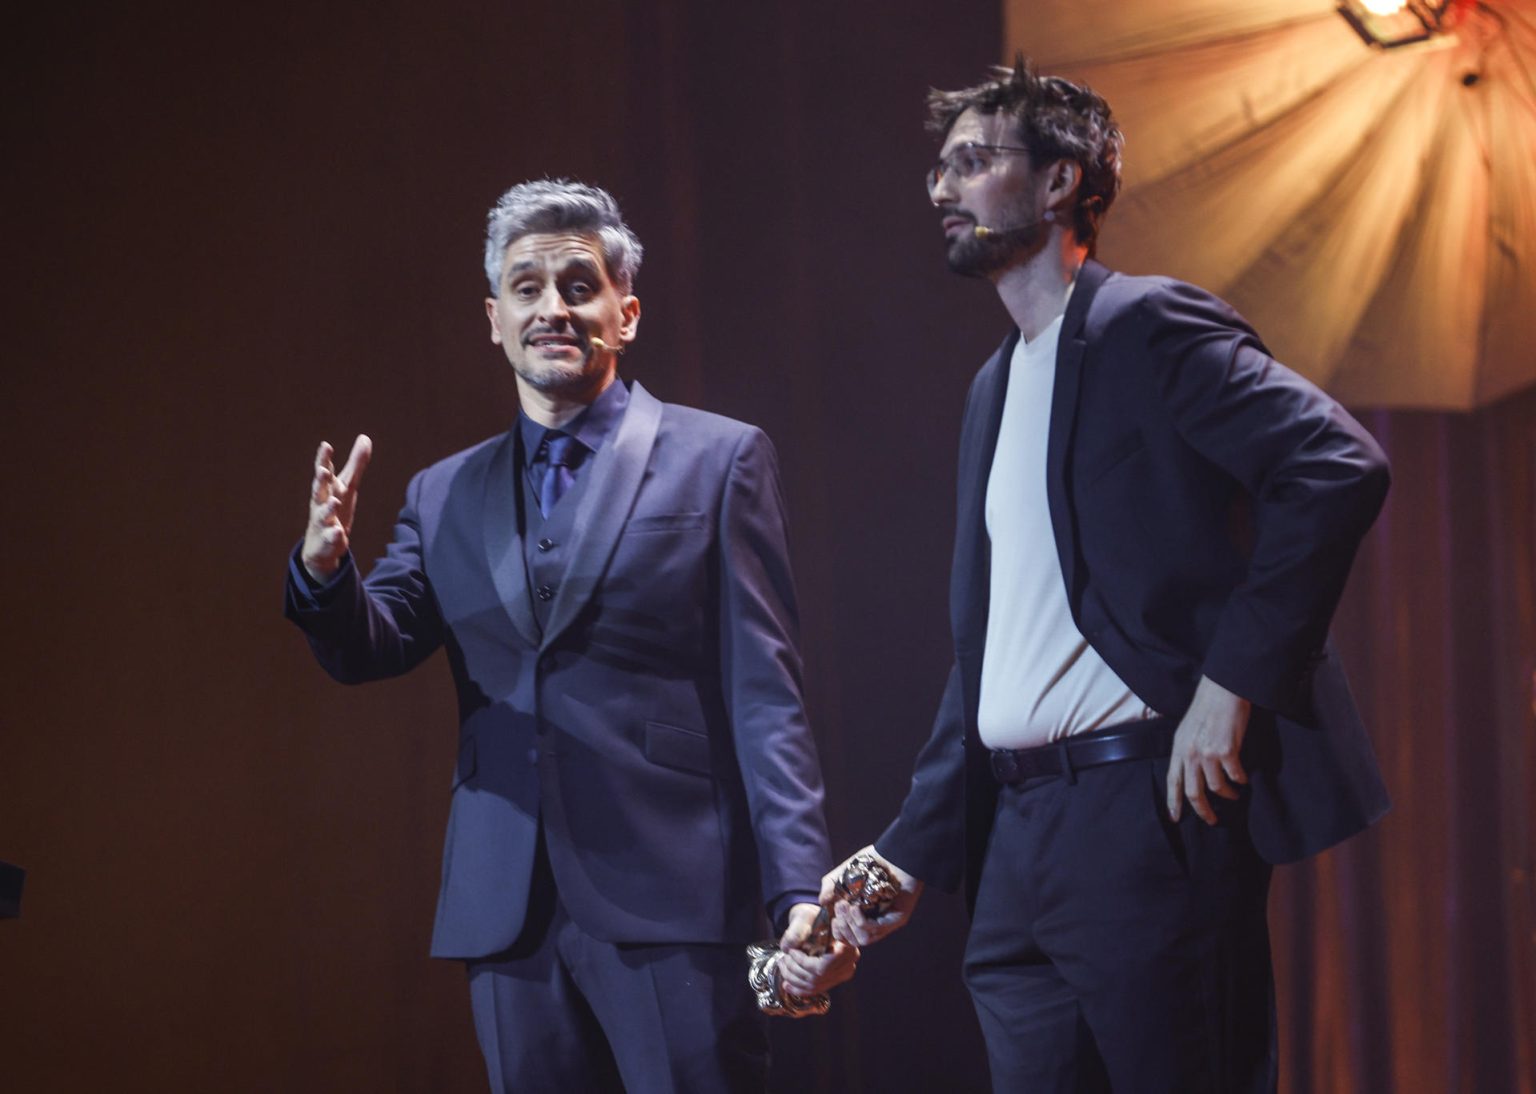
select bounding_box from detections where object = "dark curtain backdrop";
[2,3,1531,1092]
[1274,389,1536,1094]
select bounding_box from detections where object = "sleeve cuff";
[767,890,820,936]
[287,546,354,607]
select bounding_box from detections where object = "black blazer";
[879,261,1390,901]
[286,383,831,958]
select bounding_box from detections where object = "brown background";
[3,2,1532,1091]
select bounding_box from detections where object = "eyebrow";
[504,257,604,280]
[557,257,603,279]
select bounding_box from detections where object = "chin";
[515,360,601,395]
[947,235,1023,279]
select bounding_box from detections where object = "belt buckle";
[993,750,1020,783]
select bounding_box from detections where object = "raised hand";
[1166,675,1252,825]
[302,434,373,583]
[822,845,923,948]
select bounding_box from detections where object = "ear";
[1044,159,1082,216]
[618,294,642,345]
[485,297,503,345]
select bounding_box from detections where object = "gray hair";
[482,179,644,295]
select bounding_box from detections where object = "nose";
[535,285,571,325]
[928,169,957,206]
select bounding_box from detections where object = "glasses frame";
[926,142,1035,194]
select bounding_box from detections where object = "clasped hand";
[773,903,859,1003]
[820,845,923,950]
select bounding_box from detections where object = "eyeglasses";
[925,142,1034,193]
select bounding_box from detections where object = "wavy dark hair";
[927,55,1123,252]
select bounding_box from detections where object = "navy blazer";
[879,262,1391,902]
[286,382,831,958]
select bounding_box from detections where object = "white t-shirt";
[977,316,1154,751]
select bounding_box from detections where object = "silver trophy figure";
[747,850,899,1017]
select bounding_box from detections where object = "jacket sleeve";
[1137,280,1390,713]
[283,470,446,685]
[874,660,968,891]
[716,427,832,910]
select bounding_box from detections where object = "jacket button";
[527,748,539,764]
[537,538,555,551]
[537,584,554,601]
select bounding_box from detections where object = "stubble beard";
[945,219,1048,279]
[512,350,605,398]
[946,235,1013,278]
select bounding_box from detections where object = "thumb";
[779,904,813,949]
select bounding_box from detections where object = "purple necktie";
[538,431,581,516]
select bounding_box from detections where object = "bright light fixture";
[1338,0,1458,47]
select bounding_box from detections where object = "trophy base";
[746,941,830,1018]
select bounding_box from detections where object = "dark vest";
[516,435,596,637]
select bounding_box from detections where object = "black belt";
[989,717,1176,784]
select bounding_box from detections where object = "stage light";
[1338,0,1461,48]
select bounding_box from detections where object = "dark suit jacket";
[878,261,1391,903]
[286,382,831,959]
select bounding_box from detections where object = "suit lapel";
[951,333,1016,652]
[540,380,663,650]
[1045,259,1109,607]
[483,430,542,649]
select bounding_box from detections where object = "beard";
[944,217,1047,278]
[511,347,607,397]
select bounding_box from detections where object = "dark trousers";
[963,756,1276,1093]
[466,839,768,1093]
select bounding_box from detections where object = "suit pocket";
[643,721,712,776]
[1079,433,1148,488]
[625,512,708,534]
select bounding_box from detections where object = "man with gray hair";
[285,179,852,1091]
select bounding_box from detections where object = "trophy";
[747,850,899,1017]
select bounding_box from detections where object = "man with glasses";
[286,179,853,1092]
[825,60,1390,1091]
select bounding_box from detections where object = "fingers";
[302,438,361,581]
[775,948,819,996]
[312,442,335,504]
[819,845,870,905]
[1207,759,1242,801]
[829,902,864,947]
[777,903,821,954]
[831,898,909,948]
[1184,760,1217,825]
[776,940,858,997]
[780,917,809,951]
[830,901,870,947]
[338,433,373,489]
[1167,755,1244,826]
[1167,681,1251,826]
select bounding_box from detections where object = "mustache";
[521,326,588,346]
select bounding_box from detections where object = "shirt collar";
[517,377,630,464]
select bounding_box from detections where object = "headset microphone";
[590,336,621,354]
[973,208,1055,239]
